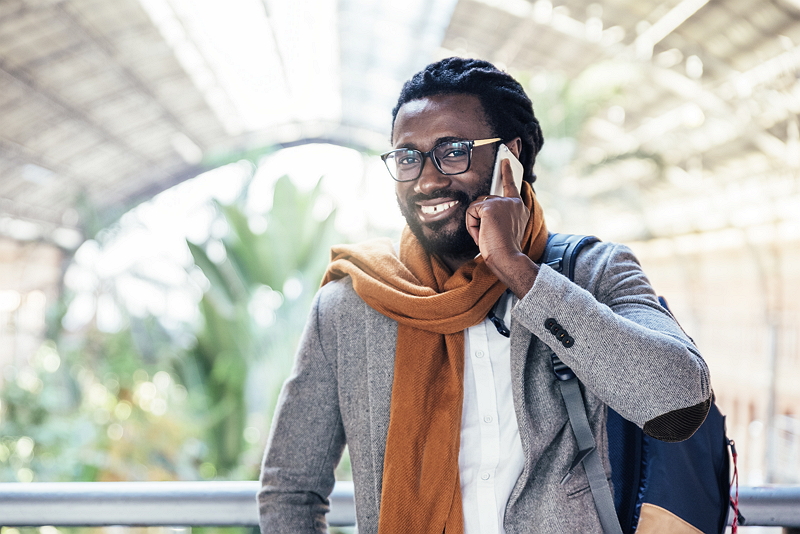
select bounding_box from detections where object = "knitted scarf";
[322,182,548,533]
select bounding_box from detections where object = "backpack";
[541,233,732,534]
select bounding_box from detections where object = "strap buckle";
[560,446,597,484]
[551,353,576,381]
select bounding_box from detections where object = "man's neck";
[439,252,474,273]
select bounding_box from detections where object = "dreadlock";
[391,57,544,183]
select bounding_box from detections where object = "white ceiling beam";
[634,0,710,59]
[137,0,244,135]
[730,43,800,97]
[55,3,210,151]
[475,0,626,59]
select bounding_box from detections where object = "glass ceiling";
[1,0,799,246]
[137,0,459,138]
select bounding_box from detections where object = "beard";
[397,174,492,261]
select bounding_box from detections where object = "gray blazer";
[258,241,710,533]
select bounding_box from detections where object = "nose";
[414,155,451,196]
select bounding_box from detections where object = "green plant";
[181,174,339,477]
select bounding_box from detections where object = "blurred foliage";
[0,169,340,485]
[181,174,339,477]
[516,65,622,173]
[0,317,199,483]
[516,63,663,180]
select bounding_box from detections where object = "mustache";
[406,189,472,205]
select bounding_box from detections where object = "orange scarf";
[322,182,548,533]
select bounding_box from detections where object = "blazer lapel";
[508,316,535,505]
[364,304,397,502]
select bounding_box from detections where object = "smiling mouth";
[419,200,458,215]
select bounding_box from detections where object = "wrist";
[486,250,538,299]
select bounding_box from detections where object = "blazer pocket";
[564,474,612,499]
[566,483,591,498]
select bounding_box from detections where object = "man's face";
[392,93,496,260]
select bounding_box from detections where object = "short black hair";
[391,57,544,183]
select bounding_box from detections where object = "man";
[258,57,711,534]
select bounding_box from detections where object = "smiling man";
[258,58,712,534]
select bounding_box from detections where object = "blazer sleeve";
[511,241,711,440]
[258,286,346,533]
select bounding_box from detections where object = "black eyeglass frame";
[380,137,502,182]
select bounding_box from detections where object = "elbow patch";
[643,396,712,443]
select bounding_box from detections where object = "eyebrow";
[396,136,467,151]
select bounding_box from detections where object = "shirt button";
[475,350,484,358]
[483,415,493,423]
[481,472,491,480]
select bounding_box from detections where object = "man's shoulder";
[566,238,644,290]
[316,275,367,315]
[573,239,638,269]
[312,275,398,355]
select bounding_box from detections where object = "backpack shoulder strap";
[541,233,600,279]
[542,233,622,534]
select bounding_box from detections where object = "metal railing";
[0,481,354,527]
[0,482,799,528]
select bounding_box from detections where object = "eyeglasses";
[380,138,501,182]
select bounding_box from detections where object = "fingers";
[465,203,482,245]
[501,159,521,199]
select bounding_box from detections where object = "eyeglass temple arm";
[472,137,502,147]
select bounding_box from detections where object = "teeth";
[420,201,457,215]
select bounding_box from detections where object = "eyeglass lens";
[384,141,471,181]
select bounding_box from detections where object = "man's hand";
[466,159,539,298]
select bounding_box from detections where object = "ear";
[506,137,522,159]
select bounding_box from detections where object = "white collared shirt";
[460,292,525,534]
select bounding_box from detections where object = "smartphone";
[489,143,524,196]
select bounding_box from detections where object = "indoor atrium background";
[1,0,799,531]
